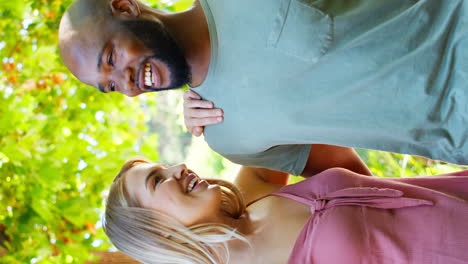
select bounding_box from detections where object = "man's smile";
[137,59,162,91]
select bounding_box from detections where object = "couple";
[59,0,468,263]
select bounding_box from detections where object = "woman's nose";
[169,164,188,180]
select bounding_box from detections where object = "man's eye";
[108,81,115,92]
[107,50,114,66]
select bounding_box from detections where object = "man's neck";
[159,2,211,87]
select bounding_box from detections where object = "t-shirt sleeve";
[221,144,311,175]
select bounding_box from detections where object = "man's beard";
[121,19,191,91]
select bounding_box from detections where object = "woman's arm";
[234,167,289,204]
[301,144,372,177]
[233,145,371,203]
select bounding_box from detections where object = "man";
[59,0,207,96]
[59,0,468,175]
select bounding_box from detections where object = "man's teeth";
[144,62,153,87]
[187,178,197,192]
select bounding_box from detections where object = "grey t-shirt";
[194,0,468,175]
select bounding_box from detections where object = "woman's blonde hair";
[103,159,247,264]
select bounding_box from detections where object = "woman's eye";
[108,81,115,92]
[153,176,162,189]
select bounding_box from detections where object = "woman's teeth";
[187,177,198,193]
[144,62,154,87]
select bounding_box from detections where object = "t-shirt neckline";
[191,0,218,90]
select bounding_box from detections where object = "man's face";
[62,18,190,97]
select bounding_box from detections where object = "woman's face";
[124,162,222,226]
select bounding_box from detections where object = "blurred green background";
[0,0,465,263]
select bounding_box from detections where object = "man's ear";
[110,0,141,18]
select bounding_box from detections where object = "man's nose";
[114,67,139,97]
[125,67,135,85]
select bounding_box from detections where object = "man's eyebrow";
[97,44,106,72]
[97,83,106,93]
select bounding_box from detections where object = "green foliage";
[356,149,465,177]
[0,0,190,263]
[1,0,466,263]
[288,150,465,185]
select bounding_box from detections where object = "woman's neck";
[223,211,261,263]
[226,196,312,264]
[223,203,281,263]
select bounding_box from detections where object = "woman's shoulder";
[234,166,285,205]
[235,166,370,206]
[270,168,370,198]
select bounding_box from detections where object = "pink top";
[253,168,468,264]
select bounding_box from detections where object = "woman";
[104,153,468,264]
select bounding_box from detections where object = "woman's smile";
[124,162,223,226]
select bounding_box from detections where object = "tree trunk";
[87,251,141,264]
[0,224,138,263]
[0,224,8,257]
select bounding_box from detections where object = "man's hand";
[183,90,224,137]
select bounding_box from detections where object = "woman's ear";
[110,0,141,18]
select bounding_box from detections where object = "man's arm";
[301,144,372,177]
